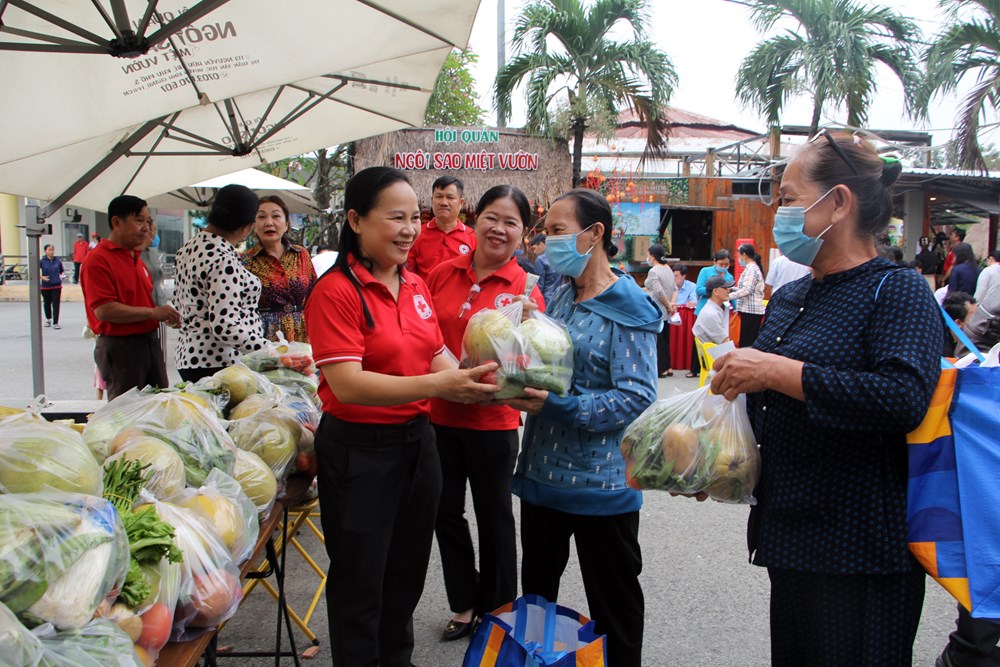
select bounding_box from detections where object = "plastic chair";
[694,338,717,387]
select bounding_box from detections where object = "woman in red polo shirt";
[425,185,544,641]
[304,166,499,667]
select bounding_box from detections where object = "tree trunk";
[809,101,823,137]
[571,116,586,188]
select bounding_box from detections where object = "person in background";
[948,242,980,296]
[526,233,562,303]
[242,194,318,342]
[174,184,266,382]
[941,227,966,284]
[502,188,661,667]
[974,250,1000,303]
[311,244,339,278]
[692,275,733,345]
[305,166,499,667]
[426,185,545,642]
[140,220,169,362]
[687,250,733,377]
[765,250,812,297]
[673,264,698,307]
[406,175,476,280]
[81,195,180,400]
[72,233,89,284]
[644,243,677,377]
[710,131,941,667]
[941,291,976,358]
[729,242,766,348]
[39,243,65,329]
[88,232,100,250]
[916,236,940,292]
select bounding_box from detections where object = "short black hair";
[951,227,967,241]
[108,195,147,222]
[943,291,975,323]
[990,250,1000,263]
[673,264,688,276]
[432,175,464,197]
[714,249,731,262]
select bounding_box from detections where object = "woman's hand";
[710,348,804,401]
[434,362,502,404]
[519,295,541,318]
[495,386,549,415]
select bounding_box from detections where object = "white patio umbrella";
[145,168,321,214]
[0,0,482,397]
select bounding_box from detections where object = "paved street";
[0,300,957,666]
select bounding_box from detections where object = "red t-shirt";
[306,255,446,424]
[426,254,545,431]
[72,239,89,263]
[942,251,955,277]
[81,240,157,336]
[405,219,477,280]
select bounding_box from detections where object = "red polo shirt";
[306,255,446,424]
[81,239,157,336]
[405,219,477,280]
[426,254,545,430]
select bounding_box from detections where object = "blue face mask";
[151,233,160,248]
[738,258,746,267]
[772,188,836,266]
[546,224,597,278]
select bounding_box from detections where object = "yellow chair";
[694,338,717,387]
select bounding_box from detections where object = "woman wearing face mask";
[242,195,318,342]
[425,185,545,641]
[501,189,661,667]
[710,133,941,667]
[304,167,499,667]
[729,242,766,348]
[644,243,677,376]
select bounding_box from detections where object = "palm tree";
[493,0,677,187]
[735,0,922,136]
[923,0,1000,172]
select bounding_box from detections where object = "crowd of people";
[50,132,998,667]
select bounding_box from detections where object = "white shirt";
[311,250,339,277]
[766,255,812,294]
[974,262,1000,303]
[692,299,729,344]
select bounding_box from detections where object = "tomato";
[479,371,498,385]
[516,354,532,370]
[137,602,172,650]
[295,451,318,477]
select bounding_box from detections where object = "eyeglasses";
[457,283,481,319]
[808,129,861,176]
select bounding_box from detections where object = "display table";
[158,473,314,667]
[669,306,696,371]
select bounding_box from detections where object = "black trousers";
[945,604,1000,666]
[41,288,61,324]
[520,501,644,667]
[316,414,442,667]
[738,312,764,348]
[655,325,672,374]
[178,366,226,383]
[690,338,701,375]
[434,424,517,617]
[94,332,168,401]
[767,568,925,667]
[73,261,82,283]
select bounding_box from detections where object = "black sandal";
[684,372,697,378]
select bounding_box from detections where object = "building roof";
[611,107,763,143]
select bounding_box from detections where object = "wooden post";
[682,157,691,178]
[990,212,998,255]
[705,150,715,178]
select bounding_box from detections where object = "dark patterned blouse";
[241,242,317,342]
[747,257,942,575]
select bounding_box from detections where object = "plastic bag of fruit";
[175,469,259,564]
[620,385,760,504]
[460,302,573,399]
[243,331,315,375]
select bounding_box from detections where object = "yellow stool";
[694,338,718,387]
[243,498,326,645]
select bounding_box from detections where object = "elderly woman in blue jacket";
[501,189,661,667]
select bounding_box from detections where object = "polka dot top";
[174,231,266,370]
[747,257,942,575]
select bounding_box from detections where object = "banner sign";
[393,127,540,172]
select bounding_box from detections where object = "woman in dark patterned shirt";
[710,133,942,667]
[242,195,318,342]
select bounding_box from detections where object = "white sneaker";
[53,323,61,329]
[44,320,51,327]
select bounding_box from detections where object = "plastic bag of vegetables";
[233,449,278,518]
[147,496,243,637]
[209,363,275,412]
[262,367,319,396]
[104,435,186,501]
[33,618,144,667]
[142,383,228,418]
[0,493,129,630]
[507,309,573,396]
[620,386,760,504]
[84,389,237,486]
[0,415,103,496]
[0,601,42,667]
[227,396,301,479]
[176,469,259,564]
[243,331,315,375]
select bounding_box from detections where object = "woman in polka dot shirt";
[174,184,267,381]
[711,133,942,666]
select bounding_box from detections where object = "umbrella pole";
[24,205,46,397]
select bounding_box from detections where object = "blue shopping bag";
[907,312,1000,620]
[462,595,607,667]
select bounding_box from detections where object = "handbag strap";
[512,596,528,645]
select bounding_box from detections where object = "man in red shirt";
[72,233,89,284]
[406,176,476,280]
[81,195,180,400]
[941,227,966,285]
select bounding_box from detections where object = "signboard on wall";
[392,127,540,173]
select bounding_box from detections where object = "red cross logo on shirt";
[413,294,433,319]
[494,293,516,309]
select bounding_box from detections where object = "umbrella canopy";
[145,168,320,214]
